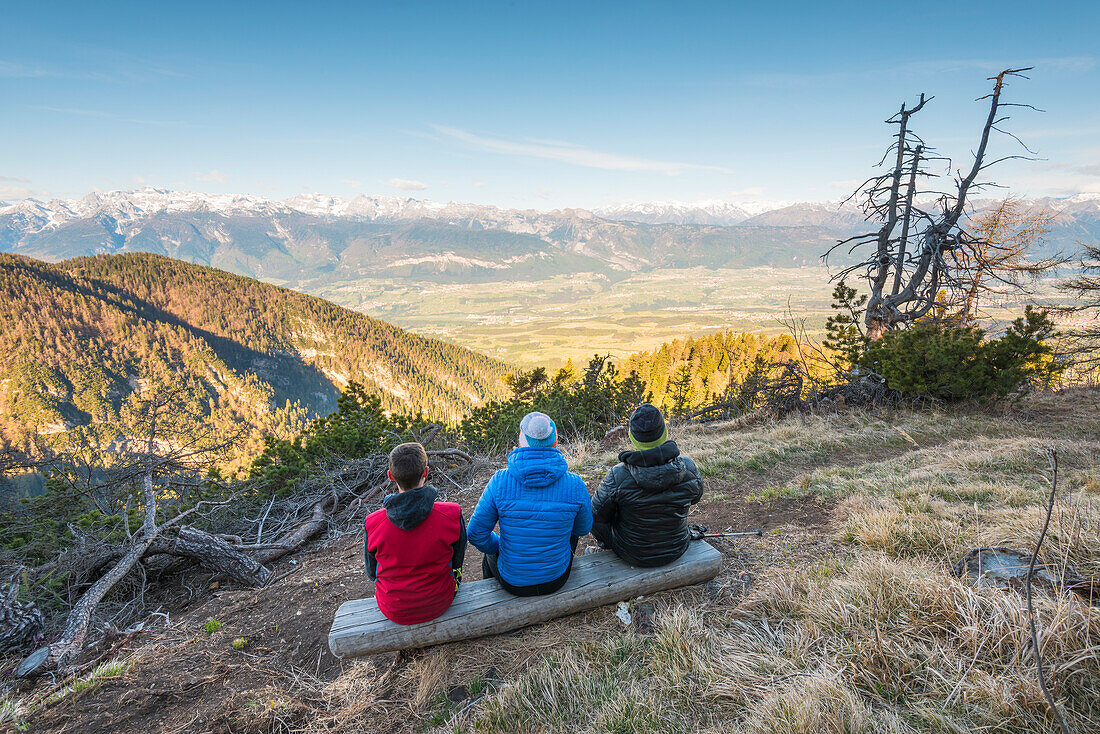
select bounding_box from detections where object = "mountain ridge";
[5,187,1098,229]
[2,188,1095,295]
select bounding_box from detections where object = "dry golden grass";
[301,391,1100,733]
[455,555,1099,733]
[462,390,1100,733]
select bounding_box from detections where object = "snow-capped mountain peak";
[2,187,1096,239]
[595,200,755,226]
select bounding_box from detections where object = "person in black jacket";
[592,404,704,567]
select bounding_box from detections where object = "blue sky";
[2,0,1098,209]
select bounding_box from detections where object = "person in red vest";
[364,442,466,624]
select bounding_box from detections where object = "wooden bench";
[328,541,722,658]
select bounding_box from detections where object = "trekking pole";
[703,530,763,538]
[689,525,762,540]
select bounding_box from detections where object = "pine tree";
[822,280,869,379]
[666,360,694,419]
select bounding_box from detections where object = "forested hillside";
[622,329,799,412]
[0,253,510,455]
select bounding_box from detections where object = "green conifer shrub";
[248,382,422,495]
[459,356,648,452]
[861,307,1062,400]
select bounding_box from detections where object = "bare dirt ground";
[23,449,839,733]
[13,389,1100,733]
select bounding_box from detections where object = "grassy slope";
[15,390,1100,733]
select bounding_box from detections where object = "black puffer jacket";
[591,441,704,567]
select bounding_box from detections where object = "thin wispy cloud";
[194,169,229,184]
[898,56,1096,75]
[431,125,730,175]
[0,175,42,201]
[387,178,429,191]
[341,179,364,188]
[33,105,190,127]
[522,136,583,148]
[1040,160,1100,175]
[0,183,47,201]
[0,61,50,78]
[998,159,1100,196]
[3,46,184,84]
[735,55,1097,88]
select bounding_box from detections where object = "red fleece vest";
[364,501,462,624]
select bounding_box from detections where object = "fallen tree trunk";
[253,496,335,566]
[330,541,723,657]
[77,527,275,588]
[157,527,272,586]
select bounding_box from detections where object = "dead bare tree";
[15,382,249,675]
[828,68,1040,340]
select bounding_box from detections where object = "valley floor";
[12,389,1100,733]
[313,267,837,367]
[312,266,1060,368]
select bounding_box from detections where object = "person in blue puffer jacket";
[466,411,593,596]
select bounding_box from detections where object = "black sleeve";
[364,530,378,581]
[451,513,467,583]
[686,458,704,504]
[592,469,619,525]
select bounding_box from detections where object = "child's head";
[388,442,429,491]
[518,411,557,448]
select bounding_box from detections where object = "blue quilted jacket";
[466,446,593,586]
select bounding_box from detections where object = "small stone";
[601,425,627,448]
[14,647,49,679]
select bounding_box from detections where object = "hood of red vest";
[382,485,438,530]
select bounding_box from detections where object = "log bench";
[328,540,722,658]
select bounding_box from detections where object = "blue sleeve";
[466,477,501,555]
[571,477,593,537]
